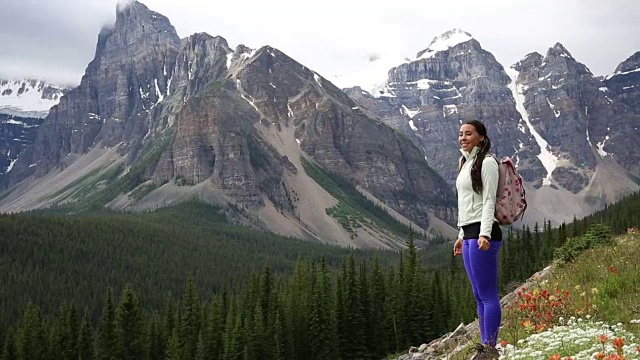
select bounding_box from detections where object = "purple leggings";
[462,239,502,346]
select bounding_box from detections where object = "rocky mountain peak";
[512,52,543,71]
[115,0,175,33]
[539,42,592,79]
[94,0,179,59]
[416,28,474,59]
[545,42,574,60]
[613,51,640,74]
[605,51,640,115]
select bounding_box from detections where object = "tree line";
[0,192,637,359]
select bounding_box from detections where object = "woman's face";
[459,124,484,152]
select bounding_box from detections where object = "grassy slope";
[442,230,640,359]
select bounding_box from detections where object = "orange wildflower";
[598,334,609,344]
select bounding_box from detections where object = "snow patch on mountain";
[0,79,65,118]
[507,68,558,186]
[401,105,420,119]
[417,28,474,60]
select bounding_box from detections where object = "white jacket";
[456,146,499,240]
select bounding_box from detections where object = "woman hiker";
[453,120,502,360]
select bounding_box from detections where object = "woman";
[453,120,502,359]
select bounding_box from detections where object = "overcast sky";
[0,0,638,87]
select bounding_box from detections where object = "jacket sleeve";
[480,157,499,238]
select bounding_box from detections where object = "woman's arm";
[479,157,499,239]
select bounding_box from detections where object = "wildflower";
[608,265,619,275]
[598,334,608,344]
[548,354,561,360]
[591,288,599,294]
[594,352,606,360]
[500,340,509,348]
[612,337,624,350]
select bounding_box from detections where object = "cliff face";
[0,1,457,248]
[345,31,640,225]
[345,33,543,186]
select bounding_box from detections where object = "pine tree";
[195,299,224,360]
[272,311,287,360]
[1,327,17,360]
[430,270,446,337]
[288,259,310,359]
[369,258,388,359]
[180,274,202,360]
[47,314,63,360]
[358,262,373,360]
[146,314,164,360]
[162,295,176,349]
[94,288,117,360]
[571,215,579,237]
[77,310,93,360]
[559,222,568,247]
[51,301,79,360]
[166,327,182,360]
[340,254,366,360]
[543,220,554,263]
[533,222,542,268]
[195,331,206,360]
[16,303,46,360]
[115,284,146,359]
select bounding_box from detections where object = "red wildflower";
[599,334,609,344]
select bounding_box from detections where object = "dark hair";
[459,120,492,194]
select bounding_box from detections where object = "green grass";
[129,182,158,201]
[76,130,174,210]
[300,156,420,240]
[498,229,640,358]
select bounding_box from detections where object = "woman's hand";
[453,239,462,256]
[478,236,491,251]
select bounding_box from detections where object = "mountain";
[0,79,67,118]
[0,1,457,248]
[0,79,67,182]
[604,52,640,116]
[344,29,640,226]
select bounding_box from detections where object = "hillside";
[395,219,640,359]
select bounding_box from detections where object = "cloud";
[0,0,638,86]
[0,0,116,85]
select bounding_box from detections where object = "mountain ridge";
[343,29,640,226]
[0,0,458,248]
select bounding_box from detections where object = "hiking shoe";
[468,343,500,359]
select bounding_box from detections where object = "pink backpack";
[493,155,527,225]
